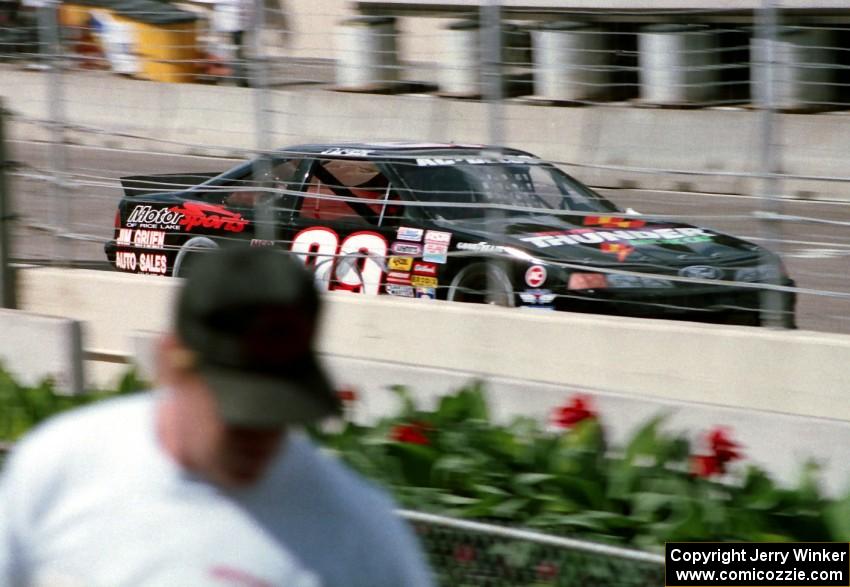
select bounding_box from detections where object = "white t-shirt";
[0,392,434,587]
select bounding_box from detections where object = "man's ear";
[156,334,197,384]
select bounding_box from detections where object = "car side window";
[298,159,402,226]
[221,159,302,209]
[197,159,302,214]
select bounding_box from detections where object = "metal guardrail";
[400,510,664,586]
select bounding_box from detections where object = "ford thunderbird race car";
[105,142,796,326]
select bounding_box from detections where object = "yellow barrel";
[60,4,199,83]
[112,13,199,83]
[58,4,91,28]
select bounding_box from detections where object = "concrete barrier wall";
[17,267,850,421]
[15,267,850,493]
[0,308,84,393]
[5,70,850,200]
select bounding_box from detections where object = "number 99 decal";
[290,227,388,295]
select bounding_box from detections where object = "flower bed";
[312,382,850,550]
[2,368,849,550]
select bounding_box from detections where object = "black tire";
[446,263,515,307]
[173,237,219,278]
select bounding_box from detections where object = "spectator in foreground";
[0,247,434,587]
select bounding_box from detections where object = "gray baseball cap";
[175,246,340,427]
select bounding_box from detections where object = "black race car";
[105,142,796,327]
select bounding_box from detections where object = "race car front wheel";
[446,263,516,307]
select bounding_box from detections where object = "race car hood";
[440,214,765,267]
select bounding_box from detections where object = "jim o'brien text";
[669,547,847,566]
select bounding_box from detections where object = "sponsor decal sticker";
[525,265,547,288]
[519,289,556,305]
[117,228,133,245]
[568,273,608,290]
[386,271,412,286]
[385,284,415,297]
[115,251,137,271]
[411,275,438,288]
[133,229,166,249]
[423,242,448,264]
[424,230,452,244]
[416,155,540,167]
[250,239,275,247]
[412,261,438,277]
[320,147,372,156]
[139,253,167,275]
[169,202,248,233]
[678,265,722,280]
[391,241,422,256]
[583,216,646,229]
[397,227,424,242]
[456,241,504,253]
[388,256,414,272]
[416,287,436,300]
[600,242,635,262]
[126,205,183,231]
[518,227,714,249]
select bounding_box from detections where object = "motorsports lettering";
[519,227,715,249]
[126,205,183,231]
[126,203,248,233]
[170,202,248,233]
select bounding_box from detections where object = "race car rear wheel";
[173,237,219,278]
[446,263,515,307]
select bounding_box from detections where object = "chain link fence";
[3,2,848,330]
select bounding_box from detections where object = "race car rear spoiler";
[119,173,220,198]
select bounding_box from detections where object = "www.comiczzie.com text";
[665,542,850,586]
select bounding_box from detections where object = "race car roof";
[276,142,537,159]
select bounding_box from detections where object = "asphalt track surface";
[8,140,850,335]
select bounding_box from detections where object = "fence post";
[481,0,508,306]
[0,101,17,309]
[754,0,787,328]
[40,0,69,266]
[251,0,275,242]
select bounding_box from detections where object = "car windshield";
[389,158,620,220]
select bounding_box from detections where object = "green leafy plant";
[0,365,148,442]
[313,381,843,550]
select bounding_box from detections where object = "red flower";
[691,454,724,478]
[336,387,358,403]
[691,428,743,478]
[708,427,741,463]
[536,561,559,581]
[390,422,430,445]
[551,395,596,429]
[453,544,476,564]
